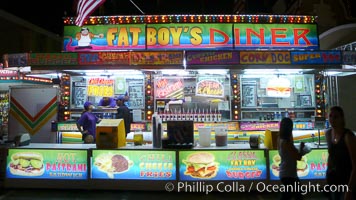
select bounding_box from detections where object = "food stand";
[2,14,348,190]
[4,143,328,191]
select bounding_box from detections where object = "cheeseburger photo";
[271,154,281,177]
[271,154,309,177]
[9,152,44,176]
[183,152,218,179]
[296,156,309,177]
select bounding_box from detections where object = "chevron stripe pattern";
[10,96,57,135]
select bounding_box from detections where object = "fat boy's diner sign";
[63,23,318,51]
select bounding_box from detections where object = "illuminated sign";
[87,78,114,97]
[240,51,291,64]
[3,53,28,68]
[146,24,233,49]
[91,150,176,180]
[28,53,78,65]
[179,150,267,181]
[130,123,147,131]
[269,149,328,180]
[186,51,239,65]
[78,52,130,65]
[266,77,291,98]
[63,25,146,51]
[343,51,356,65]
[0,70,18,77]
[131,51,183,65]
[63,23,318,51]
[291,51,342,64]
[6,149,88,179]
[240,122,280,131]
[196,80,224,98]
[234,24,318,50]
[154,77,184,99]
[57,122,78,131]
[294,121,314,130]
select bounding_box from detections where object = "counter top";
[14,143,97,149]
[12,143,266,150]
[7,142,327,150]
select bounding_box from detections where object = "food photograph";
[269,149,327,180]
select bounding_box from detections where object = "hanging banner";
[269,149,328,180]
[179,150,267,181]
[291,51,342,65]
[91,150,176,180]
[78,52,130,65]
[131,51,183,65]
[6,149,88,180]
[63,25,146,51]
[240,51,291,64]
[146,23,233,49]
[87,77,114,97]
[186,51,239,65]
[234,24,318,50]
[154,77,184,99]
[28,53,78,66]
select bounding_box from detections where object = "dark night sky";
[2,0,237,35]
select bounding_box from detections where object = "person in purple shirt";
[98,97,117,108]
[76,101,101,143]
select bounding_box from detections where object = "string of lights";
[63,15,317,25]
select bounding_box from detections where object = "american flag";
[75,0,106,27]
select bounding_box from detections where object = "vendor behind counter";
[97,97,117,108]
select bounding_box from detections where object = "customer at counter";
[326,106,356,200]
[278,117,305,200]
[76,101,101,143]
[98,97,117,108]
[116,95,131,137]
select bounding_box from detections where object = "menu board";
[72,81,87,108]
[269,149,328,180]
[6,149,88,180]
[128,79,144,109]
[179,150,267,181]
[91,150,176,180]
[241,83,257,107]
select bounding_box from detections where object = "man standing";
[116,95,131,137]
